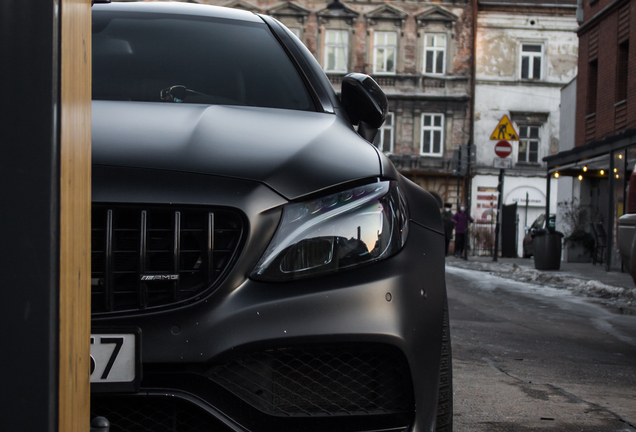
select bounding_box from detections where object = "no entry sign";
[495,140,512,158]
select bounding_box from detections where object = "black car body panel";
[92,102,383,201]
[90,3,449,432]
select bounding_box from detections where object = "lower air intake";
[209,345,413,417]
[91,395,232,432]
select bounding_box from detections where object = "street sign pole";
[493,168,505,262]
[488,116,518,261]
[464,143,473,260]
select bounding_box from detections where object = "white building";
[472,0,578,257]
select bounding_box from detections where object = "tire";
[436,296,453,432]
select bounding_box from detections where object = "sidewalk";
[445,255,636,306]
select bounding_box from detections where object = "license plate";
[91,328,141,393]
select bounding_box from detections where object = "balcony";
[387,153,451,175]
[327,73,470,100]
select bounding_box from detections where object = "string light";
[554,172,560,178]
[578,175,583,181]
[614,168,618,173]
[583,166,588,172]
[619,154,623,159]
[617,174,620,179]
[600,170,605,175]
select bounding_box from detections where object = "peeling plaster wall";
[474,10,578,172]
[472,8,578,257]
[474,84,563,168]
[476,13,579,83]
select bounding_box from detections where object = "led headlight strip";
[251,180,408,281]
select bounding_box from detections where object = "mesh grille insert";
[91,205,244,314]
[209,345,413,417]
[91,395,232,432]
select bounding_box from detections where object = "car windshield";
[92,11,315,111]
[532,214,545,229]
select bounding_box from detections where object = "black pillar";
[545,171,551,223]
[0,1,60,431]
[607,151,615,270]
[493,168,505,261]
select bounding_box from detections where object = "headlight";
[251,181,409,281]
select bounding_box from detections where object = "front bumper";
[91,166,447,432]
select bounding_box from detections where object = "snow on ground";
[446,260,636,306]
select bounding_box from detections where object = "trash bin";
[533,229,563,270]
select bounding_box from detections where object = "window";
[420,114,444,156]
[520,44,543,80]
[424,34,446,75]
[373,112,394,153]
[616,40,629,102]
[324,30,348,73]
[374,32,397,74]
[587,60,598,114]
[518,126,540,163]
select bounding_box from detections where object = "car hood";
[92,101,382,200]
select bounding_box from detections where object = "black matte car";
[89,3,451,432]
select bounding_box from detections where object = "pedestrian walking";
[441,203,455,256]
[451,205,474,258]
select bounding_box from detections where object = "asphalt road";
[446,266,636,432]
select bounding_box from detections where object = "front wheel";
[435,296,453,432]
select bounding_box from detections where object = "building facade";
[472,0,578,257]
[187,0,475,208]
[548,0,636,269]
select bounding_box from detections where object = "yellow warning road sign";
[490,115,519,141]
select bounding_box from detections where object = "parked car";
[618,171,636,283]
[90,3,451,432]
[522,213,556,258]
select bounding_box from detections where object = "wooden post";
[0,0,91,430]
[59,0,92,431]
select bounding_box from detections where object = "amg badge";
[141,275,179,281]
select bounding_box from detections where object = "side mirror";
[341,73,388,143]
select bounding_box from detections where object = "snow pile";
[447,260,636,304]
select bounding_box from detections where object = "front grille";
[209,345,413,417]
[91,205,244,314]
[92,395,232,432]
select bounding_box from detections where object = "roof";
[92,1,263,23]
[479,0,577,7]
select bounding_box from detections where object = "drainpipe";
[576,0,584,24]
[465,0,478,259]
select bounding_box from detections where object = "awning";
[544,128,636,172]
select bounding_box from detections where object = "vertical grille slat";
[207,212,215,287]
[91,205,244,315]
[106,209,114,313]
[139,210,148,310]
[173,211,181,302]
